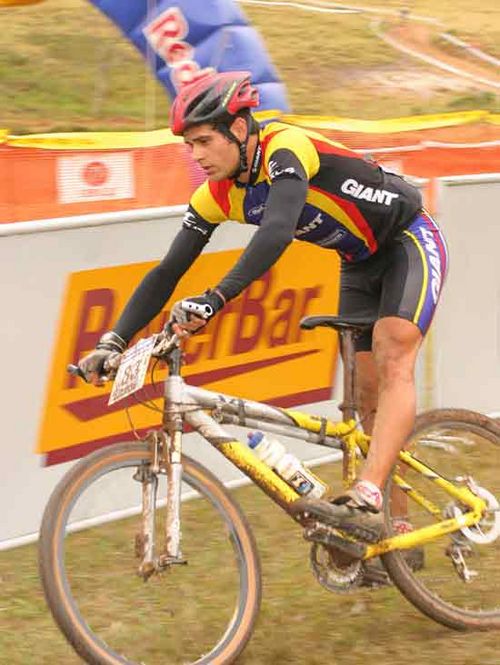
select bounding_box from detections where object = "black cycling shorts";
[339,210,449,352]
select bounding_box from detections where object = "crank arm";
[304,524,367,559]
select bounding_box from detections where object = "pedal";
[158,553,188,569]
[304,523,367,560]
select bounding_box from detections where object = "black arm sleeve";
[113,225,211,342]
[216,153,308,300]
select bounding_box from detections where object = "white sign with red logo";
[57,153,134,204]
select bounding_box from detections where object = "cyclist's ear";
[229,116,248,142]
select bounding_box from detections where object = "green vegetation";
[1,458,498,664]
[0,0,498,132]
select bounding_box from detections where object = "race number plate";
[108,337,156,405]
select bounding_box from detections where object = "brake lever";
[67,364,88,382]
[152,330,181,357]
[67,363,112,384]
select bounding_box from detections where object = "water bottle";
[247,432,327,499]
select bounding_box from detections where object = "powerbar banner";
[38,244,339,465]
[88,0,290,111]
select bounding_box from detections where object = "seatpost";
[338,329,359,484]
[338,330,357,423]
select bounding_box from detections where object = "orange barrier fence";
[0,142,199,222]
[1,111,499,222]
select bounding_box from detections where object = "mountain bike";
[39,314,500,665]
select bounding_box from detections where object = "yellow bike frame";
[192,405,487,562]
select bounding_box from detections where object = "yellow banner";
[7,128,183,150]
[4,111,499,151]
[38,244,340,462]
[282,110,491,134]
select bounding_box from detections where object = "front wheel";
[39,441,261,664]
[382,408,500,630]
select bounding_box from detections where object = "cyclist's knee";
[372,317,422,386]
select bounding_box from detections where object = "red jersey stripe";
[208,179,232,218]
[310,185,378,254]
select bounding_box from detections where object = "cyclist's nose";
[192,144,205,163]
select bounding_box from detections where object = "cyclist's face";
[183,123,240,180]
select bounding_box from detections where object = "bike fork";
[134,461,158,580]
[162,445,185,566]
[135,428,186,580]
[161,372,187,568]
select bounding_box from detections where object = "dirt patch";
[388,22,500,91]
[319,122,500,151]
[363,67,477,94]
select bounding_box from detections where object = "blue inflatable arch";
[89,0,290,112]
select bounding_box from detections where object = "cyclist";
[79,71,448,543]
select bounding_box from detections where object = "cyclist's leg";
[359,317,422,489]
[355,352,377,432]
[292,256,385,540]
[355,349,409,521]
[354,350,407,517]
[294,211,448,540]
[359,210,448,497]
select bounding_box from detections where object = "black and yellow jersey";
[185,121,421,263]
[112,121,424,342]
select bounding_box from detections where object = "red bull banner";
[37,243,340,465]
[88,0,289,110]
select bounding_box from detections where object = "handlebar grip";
[67,364,88,382]
[181,300,214,319]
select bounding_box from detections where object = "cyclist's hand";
[78,331,127,386]
[78,349,122,386]
[171,290,225,334]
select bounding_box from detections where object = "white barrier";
[430,174,500,415]
[2,175,499,550]
[0,208,340,550]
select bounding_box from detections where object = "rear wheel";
[382,409,500,630]
[39,441,261,664]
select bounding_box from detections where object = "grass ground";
[0,0,498,132]
[0,448,498,664]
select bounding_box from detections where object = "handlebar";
[66,325,183,383]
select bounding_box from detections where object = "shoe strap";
[332,488,380,513]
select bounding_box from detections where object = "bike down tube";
[163,368,298,517]
[179,383,368,509]
[184,407,301,512]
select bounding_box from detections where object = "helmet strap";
[216,117,251,179]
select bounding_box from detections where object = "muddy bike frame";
[134,315,487,579]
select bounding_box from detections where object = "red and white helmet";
[169,70,259,136]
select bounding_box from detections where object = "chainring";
[310,542,364,594]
